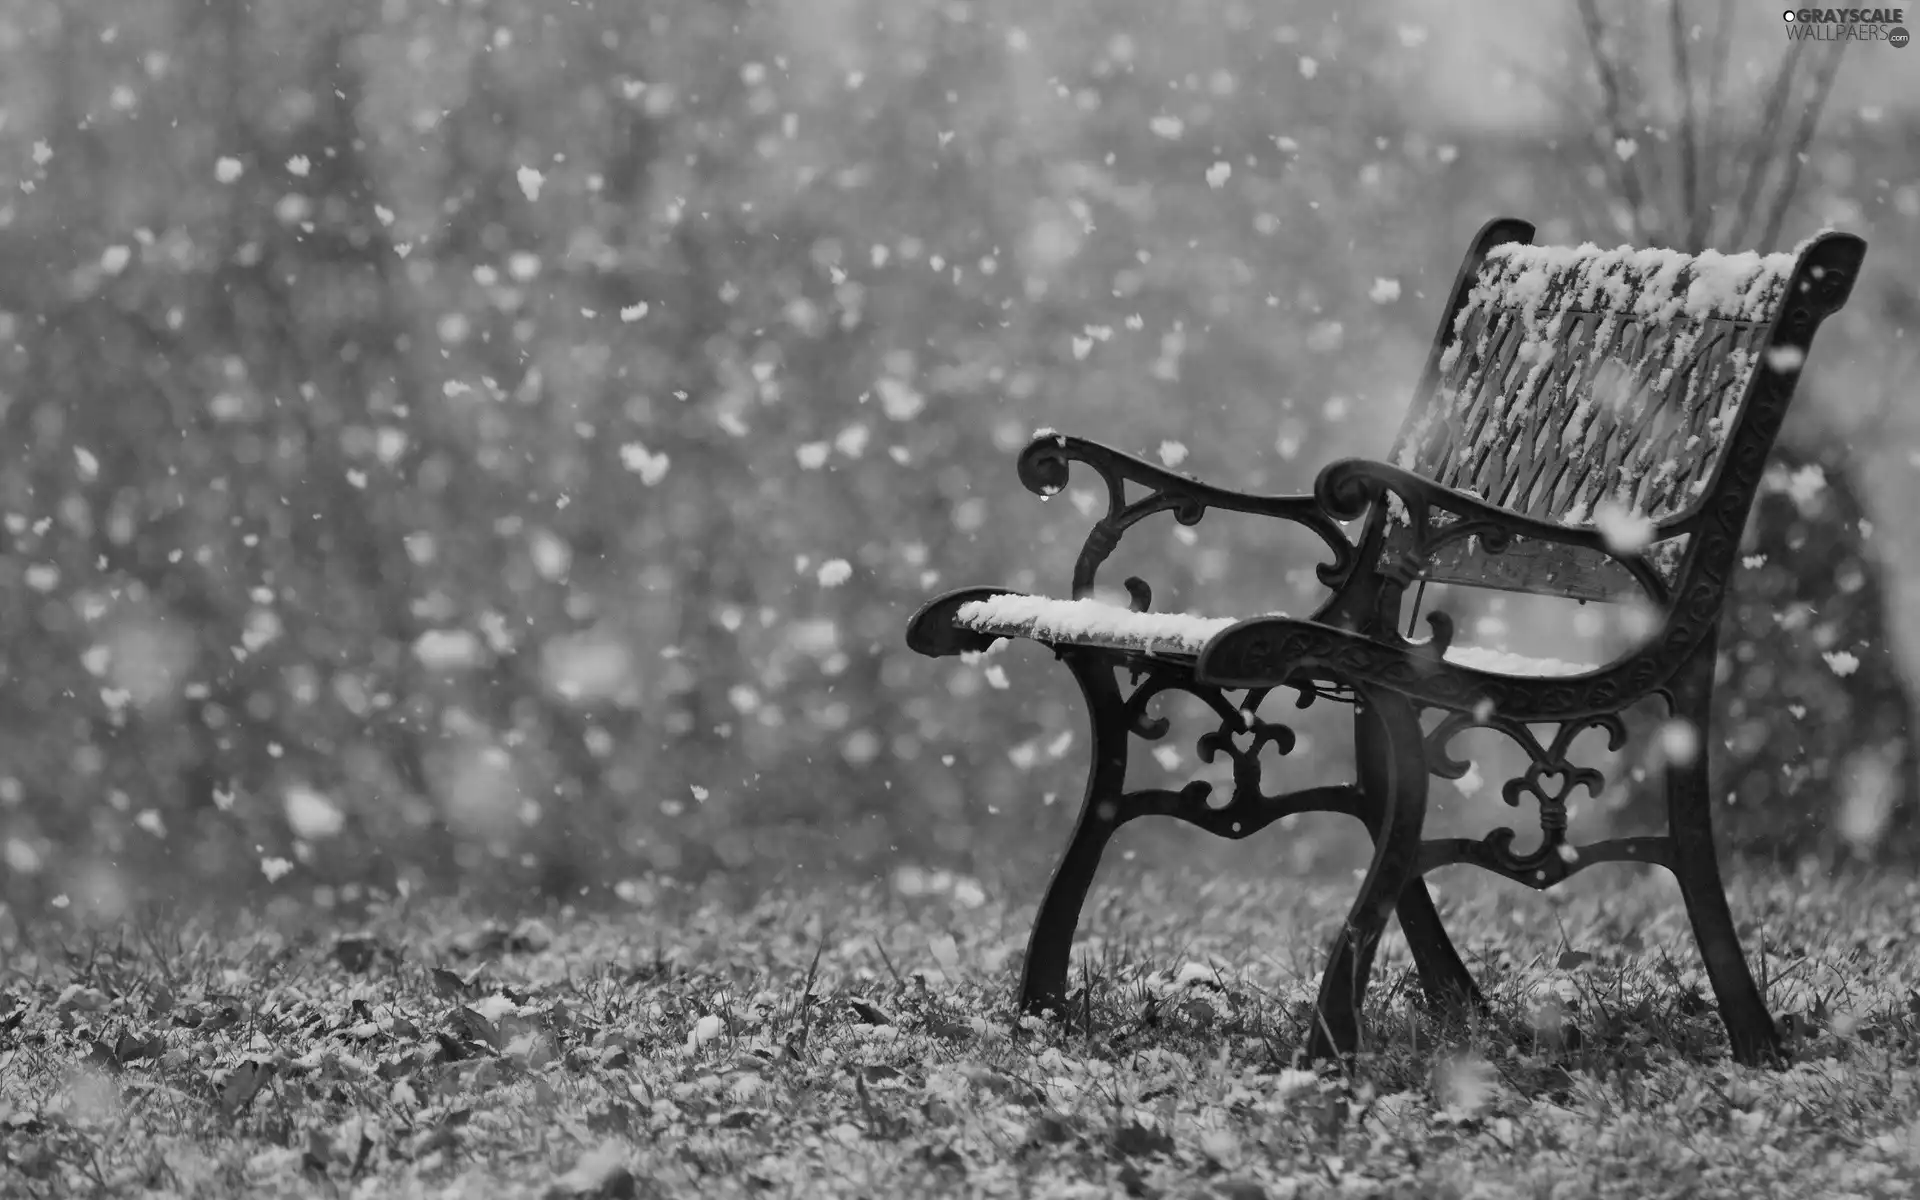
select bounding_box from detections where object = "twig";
[1756,42,1845,252]
[1575,0,1651,240]
[1667,0,1703,250]
[1727,41,1807,247]
[792,928,826,1055]
[871,937,905,991]
[1696,0,1739,240]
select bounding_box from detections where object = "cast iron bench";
[905,217,1864,1066]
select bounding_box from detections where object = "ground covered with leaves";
[4,863,1920,1199]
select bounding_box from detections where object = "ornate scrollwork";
[1425,710,1627,840]
[1092,657,1360,839]
[1014,432,1356,601]
[1316,458,1679,611]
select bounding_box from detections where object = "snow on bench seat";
[952,593,1596,676]
[1439,643,1595,677]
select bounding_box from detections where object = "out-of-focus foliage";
[0,0,1913,911]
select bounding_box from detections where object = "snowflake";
[284,786,345,840]
[619,443,671,485]
[1593,500,1655,555]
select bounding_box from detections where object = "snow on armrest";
[953,594,1250,657]
[954,593,1598,675]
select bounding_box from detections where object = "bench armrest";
[1313,457,1689,605]
[1018,431,1358,600]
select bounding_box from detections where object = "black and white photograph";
[0,1,1917,1196]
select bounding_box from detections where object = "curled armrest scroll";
[1313,458,1688,605]
[1017,432,1356,600]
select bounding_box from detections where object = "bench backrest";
[1380,218,1865,603]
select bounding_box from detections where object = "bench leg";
[1309,691,1430,1061]
[1667,648,1783,1066]
[1394,882,1486,1014]
[1017,652,1131,1020]
[1353,704,1487,1015]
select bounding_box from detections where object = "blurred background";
[0,0,1915,919]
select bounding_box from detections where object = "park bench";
[905,217,1865,1066]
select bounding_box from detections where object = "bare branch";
[1756,42,1845,252]
[1483,46,1622,240]
[1726,41,1806,248]
[1667,0,1703,251]
[1696,0,1738,238]
[1574,0,1651,240]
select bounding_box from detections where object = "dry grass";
[3,862,1920,1198]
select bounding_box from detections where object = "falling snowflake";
[816,559,853,588]
[1206,161,1232,188]
[1657,719,1699,766]
[284,785,345,840]
[260,856,294,883]
[1785,464,1827,508]
[619,442,671,485]
[1593,500,1655,555]
[620,302,649,322]
[876,377,925,421]
[1157,440,1189,467]
[214,156,244,183]
[1368,277,1402,304]
[1824,650,1860,677]
[516,166,545,202]
[834,424,870,457]
[415,629,486,670]
[1765,345,1806,372]
[4,839,40,875]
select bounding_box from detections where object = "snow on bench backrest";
[1385,234,1799,602]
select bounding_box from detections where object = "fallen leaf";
[431,968,476,1000]
[1113,1119,1175,1158]
[449,1006,500,1050]
[219,1059,276,1119]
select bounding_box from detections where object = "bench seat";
[952,592,1597,676]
